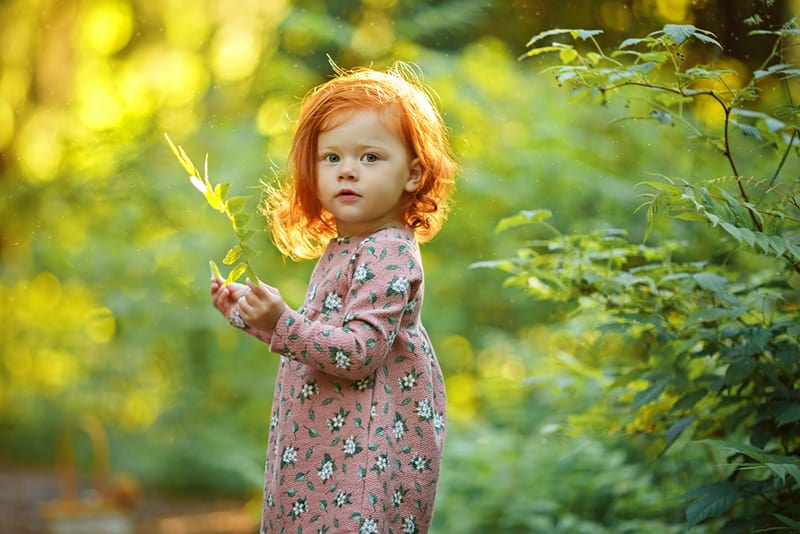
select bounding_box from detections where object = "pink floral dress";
[258,227,447,534]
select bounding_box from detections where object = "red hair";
[261,63,457,260]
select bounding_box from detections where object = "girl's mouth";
[337,189,360,198]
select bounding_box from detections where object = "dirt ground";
[0,466,258,534]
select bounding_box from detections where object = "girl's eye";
[362,153,378,163]
[323,154,339,163]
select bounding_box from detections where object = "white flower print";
[343,436,362,457]
[308,284,317,303]
[398,369,420,392]
[281,446,298,467]
[332,349,351,369]
[289,497,308,519]
[353,376,373,391]
[372,453,389,474]
[392,485,408,508]
[433,412,445,433]
[333,490,352,507]
[421,337,432,358]
[385,275,410,297]
[270,411,279,430]
[415,399,433,421]
[299,381,319,402]
[402,516,419,534]
[317,455,335,482]
[360,518,379,534]
[354,262,375,283]
[410,453,431,472]
[392,412,407,441]
[326,408,348,432]
[322,291,342,313]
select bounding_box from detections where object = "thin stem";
[768,129,797,189]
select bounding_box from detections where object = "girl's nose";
[338,158,357,180]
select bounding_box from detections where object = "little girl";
[210,63,457,534]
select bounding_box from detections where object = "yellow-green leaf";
[209,260,222,279]
[226,262,247,284]
[223,245,242,265]
[520,46,562,59]
[207,196,225,212]
[586,52,602,65]
[215,182,231,201]
[246,264,260,283]
[164,133,199,176]
[226,196,248,214]
[233,213,251,229]
[559,46,578,64]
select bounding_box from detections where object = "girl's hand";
[210,277,249,319]
[237,279,287,335]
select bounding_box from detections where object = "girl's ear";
[405,158,422,192]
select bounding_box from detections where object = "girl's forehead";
[321,104,403,134]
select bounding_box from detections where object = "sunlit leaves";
[164,133,261,284]
[655,24,722,48]
[525,28,604,47]
[493,209,553,233]
[640,176,800,266]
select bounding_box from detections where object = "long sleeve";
[268,233,422,381]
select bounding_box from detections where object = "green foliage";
[164,134,260,284]
[435,423,708,533]
[483,18,800,531]
[642,176,800,265]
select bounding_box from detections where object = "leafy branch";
[164,133,260,284]
[522,22,800,273]
[503,15,800,530]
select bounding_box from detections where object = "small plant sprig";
[164,133,260,285]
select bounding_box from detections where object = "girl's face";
[316,108,421,237]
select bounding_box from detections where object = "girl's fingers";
[245,278,264,296]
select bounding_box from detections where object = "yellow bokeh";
[461,38,515,99]
[163,1,211,49]
[123,46,209,109]
[362,0,397,8]
[77,0,134,56]
[256,96,294,137]
[15,109,64,183]
[690,57,748,128]
[211,22,262,82]
[74,62,124,130]
[653,0,693,23]
[0,98,14,150]
[439,335,474,372]
[351,15,395,58]
[0,67,30,110]
[445,373,478,421]
[121,392,161,428]
[34,349,78,389]
[85,307,116,344]
[7,347,33,382]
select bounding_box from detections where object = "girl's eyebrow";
[317,142,387,151]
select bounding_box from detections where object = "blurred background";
[1,0,797,532]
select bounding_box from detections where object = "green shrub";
[481,17,800,532]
